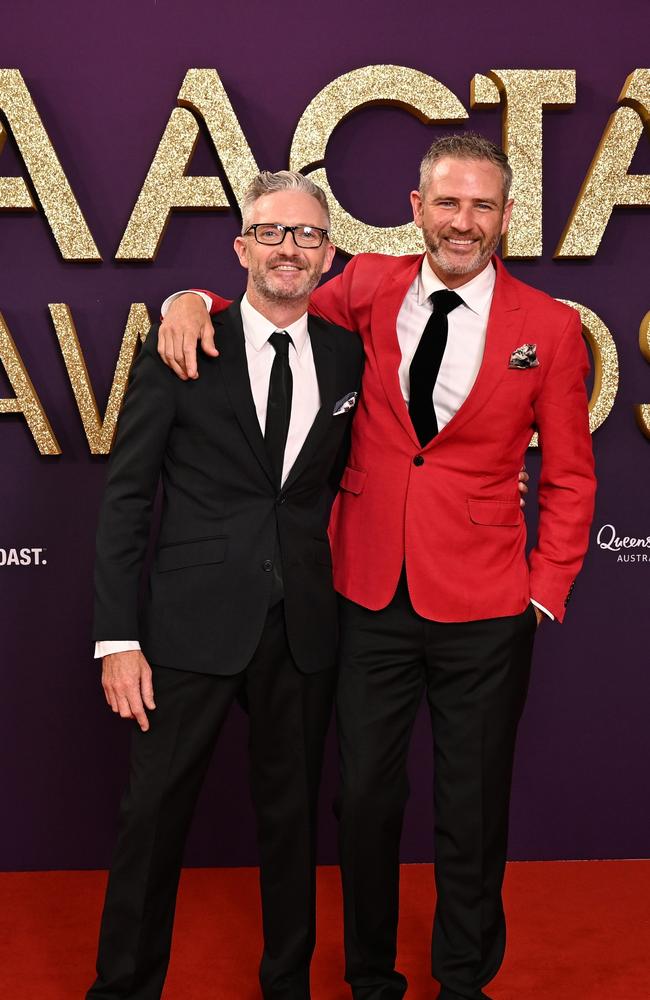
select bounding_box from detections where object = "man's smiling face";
[234,190,334,305]
[410,156,513,287]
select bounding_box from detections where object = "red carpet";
[1,862,648,999]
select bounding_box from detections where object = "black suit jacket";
[93,300,363,675]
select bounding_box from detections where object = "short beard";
[250,261,322,302]
[424,230,500,277]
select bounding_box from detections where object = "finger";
[128,690,150,732]
[201,322,219,359]
[104,685,119,712]
[159,329,189,380]
[157,328,168,359]
[116,694,135,720]
[141,668,156,711]
[183,340,199,380]
[172,337,189,377]
[163,347,189,381]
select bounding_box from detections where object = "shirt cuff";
[531,599,554,622]
[160,290,212,317]
[95,640,141,659]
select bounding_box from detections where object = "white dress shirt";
[396,255,495,429]
[95,295,321,658]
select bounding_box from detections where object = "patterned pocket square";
[508,344,539,369]
[333,391,358,416]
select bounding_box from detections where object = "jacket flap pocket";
[467,499,521,526]
[339,466,367,495]
[157,537,228,572]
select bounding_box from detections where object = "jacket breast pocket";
[467,499,521,526]
[339,465,367,495]
[156,537,228,572]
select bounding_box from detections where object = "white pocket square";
[508,344,539,369]
[333,391,358,416]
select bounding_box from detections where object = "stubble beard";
[250,256,322,303]
[424,229,501,278]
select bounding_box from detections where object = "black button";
[262,559,273,572]
[413,455,424,466]
[275,495,286,505]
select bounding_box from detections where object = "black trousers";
[336,575,536,1000]
[87,603,334,1000]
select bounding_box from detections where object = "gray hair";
[419,133,513,202]
[240,170,330,233]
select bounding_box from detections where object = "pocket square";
[508,344,539,369]
[333,391,358,416]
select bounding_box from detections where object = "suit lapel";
[369,255,424,448]
[215,300,275,486]
[282,316,336,492]
[428,256,525,446]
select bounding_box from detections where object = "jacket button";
[413,455,424,466]
[262,559,273,572]
[276,495,286,505]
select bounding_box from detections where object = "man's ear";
[320,240,336,276]
[501,198,514,236]
[234,235,250,270]
[410,190,424,229]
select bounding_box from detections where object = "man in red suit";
[156,134,596,1000]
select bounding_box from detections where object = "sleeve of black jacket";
[93,324,176,640]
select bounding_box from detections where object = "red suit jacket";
[201,253,596,623]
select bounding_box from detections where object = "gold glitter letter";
[50,303,152,454]
[117,69,259,260]
[471,70,576,257]
[559,299,619,434]
[0,121,34,210]
[529,300,618,448]
[0,312,61,454]
[290,65,468,256]
[0,70,100,259]
[555,69,650,257]
[634,310,650,439]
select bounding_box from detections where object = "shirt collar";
[418,256,496,317]
[240,294,309,356]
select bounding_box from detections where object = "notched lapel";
[215,301,275,485]
[369,257,423,448]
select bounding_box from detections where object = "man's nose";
[451,204,474,231]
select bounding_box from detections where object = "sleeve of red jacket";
[199,290,232,313]
[528,308,596,622]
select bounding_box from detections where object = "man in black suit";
[88,170,363,1000]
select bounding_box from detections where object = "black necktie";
[265,331,293,488]
[408,289,463,446]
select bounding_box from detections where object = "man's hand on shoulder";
[101,650,156,732]
[158,293,217,381]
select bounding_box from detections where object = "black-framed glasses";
[244,223,329,248]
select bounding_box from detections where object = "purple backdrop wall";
[1,0,649,870]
